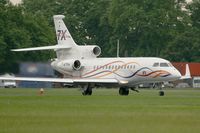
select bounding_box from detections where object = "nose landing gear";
[159,90,165,96]
[154,83,165,96]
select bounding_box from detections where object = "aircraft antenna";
[117,39,120,58]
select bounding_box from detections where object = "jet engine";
[92,46,101,56]
[78,45,101,58]
[72,60,81,70]
[51,59,82,72]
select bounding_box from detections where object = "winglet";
[180,64,191,79]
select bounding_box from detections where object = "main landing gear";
[159,84,165,96]
[82,85,92,96]
[119,87,129,96]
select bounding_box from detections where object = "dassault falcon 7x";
[0,15,189,96]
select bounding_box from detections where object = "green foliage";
[0,1,55,73]
[187,0,200,28]
[107,0,190,57]
[0,0,199,73]
[164,27,200,62]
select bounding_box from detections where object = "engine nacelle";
[72,60,81,70]
[92,46,101,56]
[51,59,82,72]
[78,45,101,58]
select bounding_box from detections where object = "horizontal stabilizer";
[11,45,71,52]
[0,77,119,84]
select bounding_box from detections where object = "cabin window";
[112,65,114,69]
[127,65,130,69]
[143,71,146,75]
[118,65,120,69]
[168,63,173,67]
[153,63,159,67]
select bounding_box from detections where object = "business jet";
[0,15,189,96]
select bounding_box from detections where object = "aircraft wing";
[11,45,71,52]
[0,76,120,84]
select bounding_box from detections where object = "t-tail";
[53,15,77,47]
[11,15,101,60]
[11,15,75,52]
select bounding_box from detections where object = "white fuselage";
[51,57,181,86]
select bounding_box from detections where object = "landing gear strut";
[119,87,129,96]
[153,83,165,96]
[158,83,165,96]
[130,87,139,93]
[82,85,92,96]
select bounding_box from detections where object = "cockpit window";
[168,63,173,67]
[160,63,169,67]
[153,63,159,67]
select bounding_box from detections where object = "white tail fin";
[180,64,191,79]
[53,15,77,47]
[11,15,76,59]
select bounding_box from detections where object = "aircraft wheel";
[119,88,123,95]
[159,91,165,96]
[82,91,87,96]
[119,87,129,96]
[82,88,92,96]
[88,89,92,95]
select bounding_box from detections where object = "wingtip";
[11,49,18,52]
[180,64,191,79]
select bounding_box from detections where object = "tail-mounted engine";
[78,45,101,58]
[92,46,101,56]
[51,59,82,72]
[73,60,81,70]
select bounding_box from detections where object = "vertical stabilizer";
[53,15,77,47]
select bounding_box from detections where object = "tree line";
[0,0,199,73]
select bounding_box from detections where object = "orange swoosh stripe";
[94,62,139,78]
[83,61,140,77]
